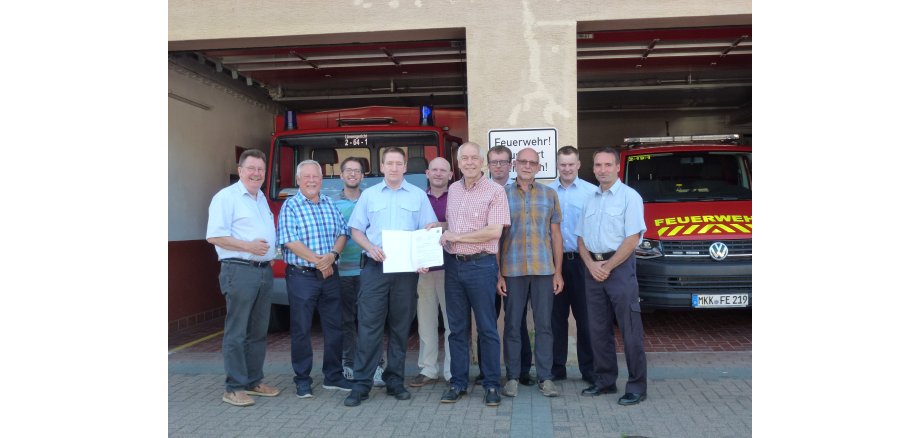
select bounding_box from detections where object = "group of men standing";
[205,142,650,409]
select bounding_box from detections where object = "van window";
[624,151,752,202]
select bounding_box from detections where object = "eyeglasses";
[488,160,510,167]
[515,159,540,167]
[342,168,363,174]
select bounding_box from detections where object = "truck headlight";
[635,239,663,259]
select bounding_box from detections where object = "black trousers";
[551,255,594,381]
[584,254,647,394]
[351,259,419,394]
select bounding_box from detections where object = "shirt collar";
[597,179,623,195]
[293,189,327,205]
[233,180,263,200]
[426,187,448,199]
[462,172,486,190]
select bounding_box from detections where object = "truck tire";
[267,304,290,333]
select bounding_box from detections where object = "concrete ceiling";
[168,25,751,115]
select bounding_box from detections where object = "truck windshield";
[624,151,752,203]
[269,131,440,201]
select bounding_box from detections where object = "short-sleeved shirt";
[277,191,349,268]
[445,173,510,255]
[332,190,362,276]
[575,179,647,253]
[500,181,562,277]
[548,177,599,253]
[348,179,438,248]
[426,189,449,271]
[206,181,276,262]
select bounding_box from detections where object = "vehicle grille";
[662,239,752,257]
[638,274,752,294]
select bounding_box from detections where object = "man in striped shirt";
[497,147,564,398]
[277,160,353,399]
[438,142,511,407]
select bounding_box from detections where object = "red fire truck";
[619,134,752,310]
[264,106,467,329]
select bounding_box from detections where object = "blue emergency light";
[419,105,433,126]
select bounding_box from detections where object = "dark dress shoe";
[581,385,618,396]
[344,391,369,407]
[386,385,411,400]
[550,374,567,382]
[518,375,537,386]
[483,388,501,406]
[617,393,647,406]
[440,386,467,403]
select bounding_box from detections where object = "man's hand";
[315,253,336,271]
[249,238,270,256]
[497,276,507,297]
[320,266,333,279]
[440,230,458,246]
[586,260,610,283]
[367,245,386,262]
[417,266,429,274]
[552,272,564,294]
[424,221,444,230]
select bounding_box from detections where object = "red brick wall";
[169,240,224,332]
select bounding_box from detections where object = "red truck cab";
[263,106,466,329]
[618,134,752,310]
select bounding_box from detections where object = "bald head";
[426,156,452,190]
[429,157,451,171]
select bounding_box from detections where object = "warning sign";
[487,128,558,180]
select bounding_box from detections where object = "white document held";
[381,228,444,273]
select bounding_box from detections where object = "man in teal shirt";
[332,157,384,387]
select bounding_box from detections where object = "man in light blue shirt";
[547,146,597,385]
[206,149,280,407]
[344,147,438,407]
[575,147,649,406]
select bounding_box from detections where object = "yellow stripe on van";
[668,226,684,236]
[683,225,700,235]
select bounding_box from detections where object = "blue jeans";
[286,266,346,388]
[445,254,501,391]
[218,262,273,392]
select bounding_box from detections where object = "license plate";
[692,294,749,308]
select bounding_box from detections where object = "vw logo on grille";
[709,242,729,261]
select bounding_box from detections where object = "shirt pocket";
[397,197,421,229]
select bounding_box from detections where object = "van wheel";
[267,304,290,333]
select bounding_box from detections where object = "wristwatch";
[330,250,340,261]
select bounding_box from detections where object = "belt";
[221,258,271,268]
[563,252,578,260]
[453,252,491,262]
[288,265,318,273]
[589,251,615,261]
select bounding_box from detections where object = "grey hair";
[456,142,483,161]
[295,159,323,178]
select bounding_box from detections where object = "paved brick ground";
[169,309,751,437]
[169,350,750,437]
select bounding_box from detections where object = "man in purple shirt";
[410,157,453,387]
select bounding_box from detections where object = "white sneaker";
[343,366,354,381]
[373,365,385,387]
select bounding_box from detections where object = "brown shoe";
[245,383,281,397]
[222,391,255,407]
[408,374,438,387]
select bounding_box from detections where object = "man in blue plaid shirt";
[277,159,353,399]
